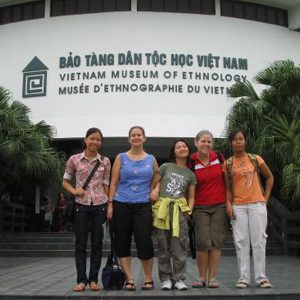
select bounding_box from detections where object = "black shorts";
[113,201,154,260]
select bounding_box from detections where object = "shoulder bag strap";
[109,221,120,265]
[216,151,224,164]
[247,153,264,193]
[82,159,101,190]
[189,158,196,173]
[109,221,116,254]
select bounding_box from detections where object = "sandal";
[124,281,136,291]
[73,282,86,292]
[192,280,206,288]
[236,281,248,288]
[208,280,219,288]
[260,280,272,288]
[142,281,154,290]
[89,281,100,291]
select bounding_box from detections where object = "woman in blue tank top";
[107,126,158,291]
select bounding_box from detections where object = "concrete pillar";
[288,6,300,31]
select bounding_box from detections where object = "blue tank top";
[113,153,155,203]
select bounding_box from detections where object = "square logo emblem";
[22,57,48,98]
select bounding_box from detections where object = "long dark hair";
[169,139,191,166]
[83,127,103,149]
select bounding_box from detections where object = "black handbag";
[102,222,125,290]
[65,160,101,223]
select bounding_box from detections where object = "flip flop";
[236,281,249,288]
[208,280,219,288]
[260,280,272,288]
[89,281,100,291]
[192,280,206,288]
[124,281,136,291]
[73,282,86,292]
[142,281,154,290]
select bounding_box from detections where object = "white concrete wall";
[0,12,299,138]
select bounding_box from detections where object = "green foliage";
[281,164,300,204]
[225,60,300,208]
[0,87,65,194]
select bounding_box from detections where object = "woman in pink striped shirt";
[62,127,111,292]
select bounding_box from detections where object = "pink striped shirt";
[63,152,111,205]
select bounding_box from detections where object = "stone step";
[0,246,283,257]
[0,239,279,249]
[0,232,284,257]
[0,248,235,257]
[0,236,76,243]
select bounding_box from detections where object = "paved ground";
[0,255,299,299]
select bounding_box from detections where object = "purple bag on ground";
[101,222,125,290]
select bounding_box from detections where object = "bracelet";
[107,200,113,203]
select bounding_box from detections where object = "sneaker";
[174,280,188,290]
[236,281,248,288]
[260,280,272,288]
[161,279,172,290]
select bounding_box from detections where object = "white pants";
[231,202,268,284]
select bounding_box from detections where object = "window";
[165,0,177,13]
[245,3,255,21]
[277,10,288,27]
[78,0,90,14]
[221,0,288,27]
[51,0,131,17]
[0,1,45,25]
[178,0,189,13]
[138,0,215,15]
[220,0,232,17]
[64,0,77,15]
[202,0,215,15]
[33,1,44,18]
[1,7,12,24]
[90,0,103,13]
[256,5,266,23]
[23,3,34,20]
[11,6,21,22]
[233,2,244,18]
[267,8,277,25]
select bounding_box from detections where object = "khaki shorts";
[193,203,227,250]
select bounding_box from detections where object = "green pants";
[157,206,189,282]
